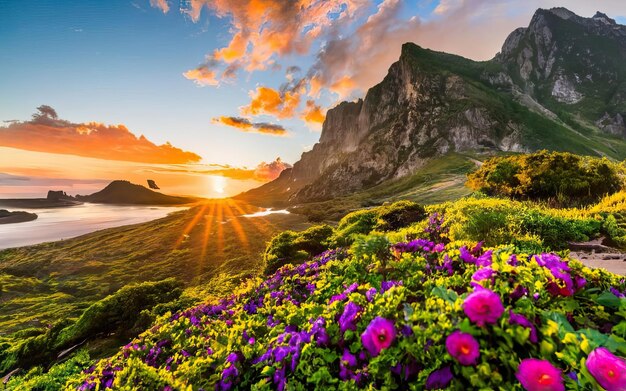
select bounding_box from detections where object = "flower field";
[61,216,626,390]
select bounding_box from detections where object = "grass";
[290,153,479,221]
[0,200,309,336]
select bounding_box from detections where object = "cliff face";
[240,8,626,204]
[495,8,626,134]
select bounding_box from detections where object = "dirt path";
[570,252,626,276]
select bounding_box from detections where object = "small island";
[0,209,37,224]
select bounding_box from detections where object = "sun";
[211,175,226,196]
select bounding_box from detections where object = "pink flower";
[361,317,396,357]
[586,347,626,391]
[516,359,564,391]
[463,287,504,326]
[445,331,480,365]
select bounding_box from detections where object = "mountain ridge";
[239,7,626,205]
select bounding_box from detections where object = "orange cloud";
[149,0,170,13]
[182,0,369,80]
[183,64,219,86]
[301,100,326,128]
[0,106,201,164]
[145,157,292,182]
[329,76,357,99]
[240,87,301,119]
[204,158,291,181]
[212,116,288,136]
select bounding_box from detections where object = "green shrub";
[333,209,378,246]
[1,279,182,374]
[373,200,427,231]
[437,197,603,250]
[333,201,427,246]
[5,349,91,391]
[263,225,334,275]
[467,151,623,205]
[519,210,600,249]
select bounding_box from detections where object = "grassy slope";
[402,44,626,160]
[0,200,309,335]
[290,153,480,221]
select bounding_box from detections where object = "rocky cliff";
[239,8,626,204]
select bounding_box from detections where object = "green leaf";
[597,291,621,309]
[431,286,457,304]
[542,311,575,334]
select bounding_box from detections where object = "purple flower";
[510,285,529,301]
[381,280,403,292]
[463,287,504,326]
[361,317,396,357]
[365,288,378,302]
[610,287,625,299]
[472,267,495,281]
[339,301,362,334]
[459,246,475,263]
[516,359,564,391]
[509,311,538,344]
[459,243,491,266]
[586,347,626,390]
[392,360,421,381]
[508,254,519,266]
[273,366,286,391]
[445,331,480,365]
[329,283,359,304]
[476,250,493,267]
[534,254,574,297]
[311,317,329,346]
[437,254,454,276]
[425,366,453,390]
[339,349,358,380]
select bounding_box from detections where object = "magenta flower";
[586,347,626,390]
[445,331,480,365]
[463,287,504,326]
[361,317,396,357]
[516,359,564,391]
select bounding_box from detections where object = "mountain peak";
[544,7,576,20]
[593,11,616,25]
[240,8,626,205]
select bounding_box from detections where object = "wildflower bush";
[64,221,626,390]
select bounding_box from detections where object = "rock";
[596,112,626,136]
[551,75,583,104]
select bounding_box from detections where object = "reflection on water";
[0,203,187,249]
[242,208,290,218]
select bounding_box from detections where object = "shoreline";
[0,198,83,209]
[0,210,38,225]
[0,204,188,250]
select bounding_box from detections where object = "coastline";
[0,210,38,224]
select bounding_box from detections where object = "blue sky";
[1,0,625,168]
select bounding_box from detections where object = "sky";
[1,0,625,198]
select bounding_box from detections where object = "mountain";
[76,180,198,205]
[239,8,626,205]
